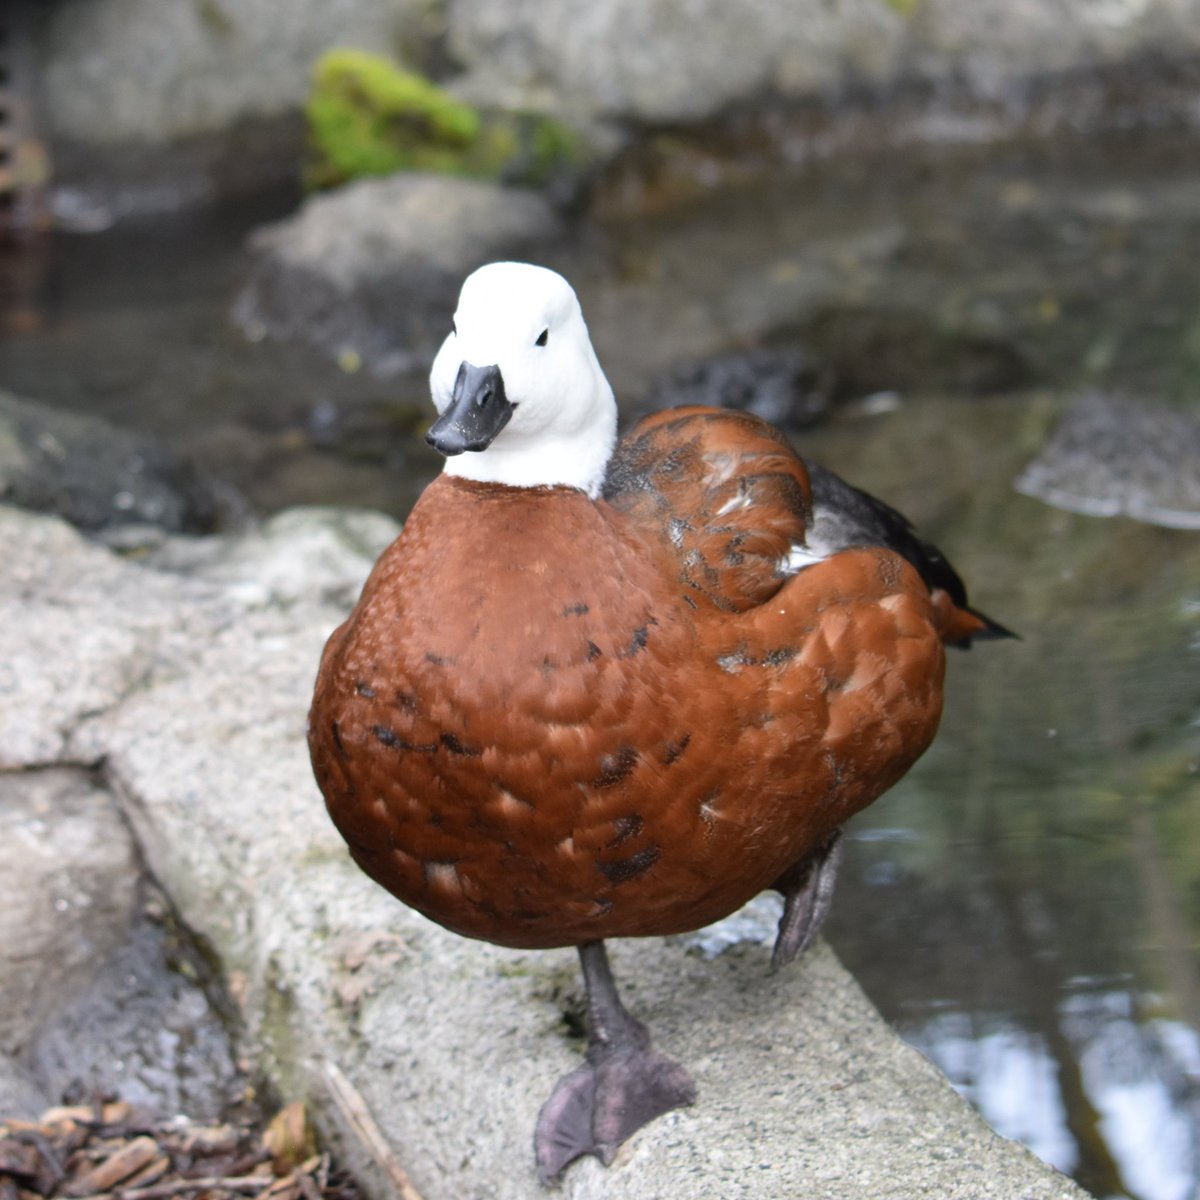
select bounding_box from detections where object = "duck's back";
[310,409,963,950]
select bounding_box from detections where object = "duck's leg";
[534,939,696,1181]
[770,829,844,972]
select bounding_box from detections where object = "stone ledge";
[0,503,1088,1199]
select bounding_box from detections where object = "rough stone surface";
[24,889,246,1123]
[0,764,242,1121]
[0,1062,47,1123]
[40,0,435,145]
[445,0,903,124]
[0,769,139,1058]
[231,175,566,376]
[1016,391,1200,529]
[0,498,1089,1199]
[445,0,1200,127]
[35,0,1200,172]
[905,0,1200,97]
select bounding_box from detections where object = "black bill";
[426,362,516,456]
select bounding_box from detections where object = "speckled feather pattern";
[309,407,954,950]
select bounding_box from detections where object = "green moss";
[305,48,585,193]
[881,0,921,16]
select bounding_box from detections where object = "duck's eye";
[535,328,549,347]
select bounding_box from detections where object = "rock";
[445,0,903,125]
[40,0,1200,149]
[145,506,401,610]
[0,389,238,537]
[231,174,566,376]
[445,0,1200,131]
[0,769,138,1060]
[0,1061,47,1122]
[0,767,241,1121]
[34,0,1200,216]
[41,0,434,147]
[643,347,832,428]
[1015,392,1200,529]
[25,889,246,1122]
[0,508,228,767]
[36,0,439,218]
[904,0,1200,98]
[0,499,1088,1199]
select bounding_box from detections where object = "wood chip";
[261,1176,300,1200]
[119,1154,171,1191]
[70,1174,275,1200]
[263,1105,315,1175]
[2,1102,359,1200]
[65,1136,159,1196]
[181,1126,238,1157]
[0,1141,40,1181]
[39,1105,131,1131]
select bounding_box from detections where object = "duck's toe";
[535,1060,599,1182]
[591,1037,697,1160]
[534,1033,696,1181]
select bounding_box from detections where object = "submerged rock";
[643,347,832,429]
[0,499,1087,1199]
[231,174,566,377]
[1016,392,1200,529]
[0,390,239,537]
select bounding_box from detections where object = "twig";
[320,1064,424,1200]
[72,1175,276,1200]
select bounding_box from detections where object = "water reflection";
[908,1004,1200,1200]
[778,382,1198,1200]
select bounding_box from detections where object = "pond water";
[2,127,1198,1199]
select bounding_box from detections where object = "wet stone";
[0,769,244,1123]
[0,390,239,537]
[231,175,566,379]
[642,348,831,429]
[1016,391,1200,529]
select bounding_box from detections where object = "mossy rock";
[305,48,585,195]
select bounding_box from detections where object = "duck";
[308,261,1013,1183]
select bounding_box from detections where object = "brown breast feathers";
[309,407,948,950]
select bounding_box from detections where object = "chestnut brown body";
[309,407,988,950]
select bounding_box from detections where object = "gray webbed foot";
[771,829,844,971]
[534,941,696,1182]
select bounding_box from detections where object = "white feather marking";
[783,542,827,573]
[715,491,754,517]
[425,861,462,894]
[495,787,533,816]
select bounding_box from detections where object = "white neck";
[442,413,616,497]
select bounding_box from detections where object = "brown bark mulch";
[0,1100,358,1200]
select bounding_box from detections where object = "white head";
[427,262,617,497]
